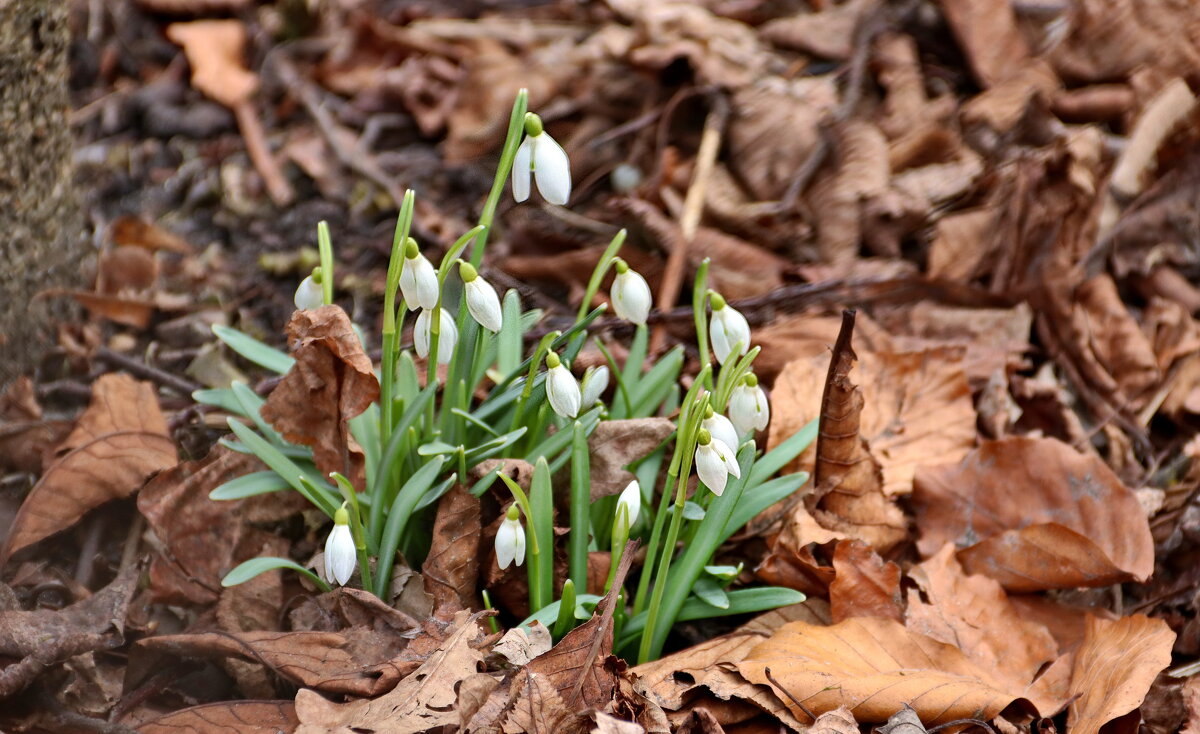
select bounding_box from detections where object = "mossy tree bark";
[0,0,81,386]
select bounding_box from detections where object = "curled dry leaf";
[905,545,1057,698]
[738,616,1032,726]
[1048,0,1200,84]
[110,215,194,255]
[262,305,380,489]
[138,700,298,734]
[422,486,482,616]
[1074,275,1160,404]
[808,706,858,734]
[493,622,553,668]
[759,0,874,60]
[503,669,581,734]
[936,0,1031,87]
[2,373,176,563]
[1064,615,1175,734]
[912,436,1155,592]
[587,418,675,501]
[828,539,902,623]
[165,20,257,108]
[293,610,490,732]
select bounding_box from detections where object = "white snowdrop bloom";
[708,293,750,365]
[616,479,641,529]
[460,262,503,332]
[495,505,526,569]
[323,506,356,586]
[580,365,609,407]
[512,113,571,206]
[702,408,740,454]
[294,271,324,310]
[611,259,652,325]
[545,352,581,419]
[399,239,439,310]
[694,429,741,497]
[730,374,770,437]
[414,307,457,364]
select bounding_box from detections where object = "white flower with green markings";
[460,261,503,332]
[512,112,571,206]
[580,365,609,407]
[616,479,641,529]
[702,407,740,453]
[545,351,581,418]
[294,269,324,311]
[694,428,741,496]
[399,239,439,310]
[414,307,457,364]
[324,506,356,586]
[709,292,750,365]
[730,373,769,437]
[495,505,526,569]
[611,258,652,325]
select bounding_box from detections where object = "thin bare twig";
[94,347,201,397]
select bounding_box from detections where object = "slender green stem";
[632,470,674,617]
[577,228,627,321]
[331,473,373,593]
[381,193,416,447]
[318,221,334,305]
[569,422,590,591]
[424,225,487,426]
[471,89,529,267]
[606,506,630,593]
[692,258,710,374]
[510,331,560,432]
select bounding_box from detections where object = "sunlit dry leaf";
[759,0,874,60]
[937,0,1031,87]
[738,616,1032,725]
[262,305,380,489]
[961,61,1059,135]
[2,374,176,563]
[587,418,675,501]
[140,627,411,698]
[905,545,1057,698]
[110,215,194,255]
[809,706,857,734]
[727,77,836,200]
[138,700,298,734]
[912,436,1154,592]
[423,486,482,615]
[828,539,901,623]
[503,669,582,734]
[1067,615,1175,734]
[493,623,553,668]
[165,20,258,108]
[293,610,489,732]
[60,290,158,329]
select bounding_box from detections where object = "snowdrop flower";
[708,292,750,365]
[615,479,641,529]
[694,428,741,496]
[512,113,571,206]
[730,373,770,438]
[545,352,581,418]
[611,259,651,325]
[294,268,324,310]
[324,506,356,586]
[414,307,457,364]
[459,262,502,332]
[495,505,526,569]
[580,365,609,407]
[399,238,439,310]
[702,406,740,453]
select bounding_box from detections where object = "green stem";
[381,193,416,449]
[577,228,627,321]
[471,89,529,267]
[317,221,334,305]
[692,258,710,375]
[569,421,590,591]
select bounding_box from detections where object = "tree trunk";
[0,0,81,386]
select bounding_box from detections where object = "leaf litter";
[10,0,1200,731]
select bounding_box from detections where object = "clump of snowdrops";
[202,89,816,664]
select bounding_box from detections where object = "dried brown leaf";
[905,545,1058,697]
[809,706,857,734]
[293,610,489,732]
[738,616,1031,725]
[759,0,873,60]
[138,700,298,734]
[1074,275,1160,404]
[828,539,902,623]
[1048,0,1200,84]
[937,0,1031,87]
[423,485,482,615]
[135,0,252,13]
[1068,615,1175,734]
[2,374,176,563]
[262,305,380,489]
[110,215,194,255]
[165,20,258,108]
[587,418,675,501]
[594,710,646,734]
[504,669,584,734]
[493,623,553,668]
[912,436,1154,592]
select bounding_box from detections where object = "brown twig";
[763,667,817,722]
[232,100,295,207]
[94,347,201,397]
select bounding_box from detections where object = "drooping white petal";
[466,277,503,332]
[709,305,751,364]
[294,274,324,311]
[580,365,609,406]
[512,136,534,203]
[695,441,730,496]
[531,133,572,206]
[616,479,641,528]
[400,253,439,310]
[414,308,457,364]
[719,438,742,479]
[730,384,770,436]
[546,363,581,418]
[323,524,356,586]
[495,514,526,569]
[702,412,740,454]
[612,269,652,324]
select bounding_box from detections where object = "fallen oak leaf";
[2,373,177,564]
[261,305,380,490]
[138,700,298,734]
[738,616,1035,726]
[911,436,1154,592]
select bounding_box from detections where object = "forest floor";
[3,0,1200,732]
